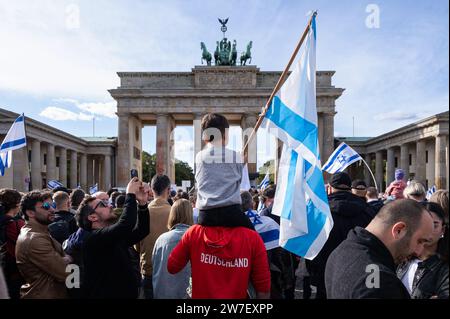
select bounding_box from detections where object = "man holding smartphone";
[76,178,150,298]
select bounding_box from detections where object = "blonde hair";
[167,199,194,229]
[53,191,69,209]
[403,181,426,200]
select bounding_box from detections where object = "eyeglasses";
[41,202,56,211]
[94,200,110,210]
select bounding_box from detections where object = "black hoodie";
[325,227,410,299]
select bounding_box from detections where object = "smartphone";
[130,169,139,179]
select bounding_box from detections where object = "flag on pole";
[426,185,436,200]
[261,14,333,259]
[89,183,98,195]
[322,142,363,174]
[258,172,270,190]
[0,114,27,176]
[240,164,251,191]
[47,180,63,190]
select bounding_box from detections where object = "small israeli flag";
[322,142,362,174]
[426,185,436,200]
[0,114,27,176]
[47,180,63,189]
[89,183,98,195]
[258,172,270,190]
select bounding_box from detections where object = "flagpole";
[242,11,317,161]
[360,158,378,192]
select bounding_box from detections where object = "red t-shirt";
[168,225,270,299]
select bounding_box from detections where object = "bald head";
[366,199,434,264]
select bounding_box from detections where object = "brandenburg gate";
[109,66,344,186]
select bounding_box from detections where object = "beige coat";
[15,219,68,299]
[136,198,171,277]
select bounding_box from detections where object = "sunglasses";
[41,202,56,211]
[94,200,110,210]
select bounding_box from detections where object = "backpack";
[48,213,76,244]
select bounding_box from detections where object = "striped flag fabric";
[258,172,270,190]
[261,14,333,259]
[0,114,27,176]
[426,185,436,200]
[322,142,362,174]
[47,180,63,189]
[89,183,98,195]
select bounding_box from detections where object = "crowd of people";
[0,113,448,299]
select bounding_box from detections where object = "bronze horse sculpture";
[200,42,212,66]
[240,41,252,66]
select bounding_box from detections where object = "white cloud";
[48,98,117,119]
[373,111,420,122]
[39,107,93,121]
[77,101,117,118]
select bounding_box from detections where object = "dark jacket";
[49,210,78,244]
[397,255,449,299]
[82,194,149,299]
[325,227,410,299]
[367,199,384,216]
[309,191,374,296]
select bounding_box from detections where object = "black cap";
[330,172,352,191]
[351,179,367,190]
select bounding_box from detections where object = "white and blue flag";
[47,180,63,189]
[258,172,270,190]
[426,185,436,200]
[261,14,333,259]
[0,114,27,176]
[89,183,98,195]
[240,164,251,191]
[322,142,362,174]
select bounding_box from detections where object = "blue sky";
[0,0,448,169]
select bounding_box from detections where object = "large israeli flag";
[322,142,362,174]
[262,15,333,259]
[0,114,27,176]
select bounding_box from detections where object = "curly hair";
[20,191,52,220]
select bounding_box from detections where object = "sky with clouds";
[0,0,448,169]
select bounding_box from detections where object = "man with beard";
[16,191,73,298]
[325,199,434,299]
[77,178,150,298]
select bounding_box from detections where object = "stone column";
[117,114,131,187]
[80,154,87,191]
[31,139,41,190]
[364,153,372,187]
[103,154,111,190]
[59,147,67,187]
[400,143,409,179]
[416,139,426,186]
[375,151,384,191]
[46,143,56,182]
[241,114,258,175]
[318,113,324,159]
[156,114,170,177]
[386,147,396,185]
[13,146,29,192]
[322,112,335,165]
[87,156,93,188]
[94,157,100,187]
[168,117,175,183]
[70,150,78,189]
[193,113,203,175]
[435,135,447,189]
